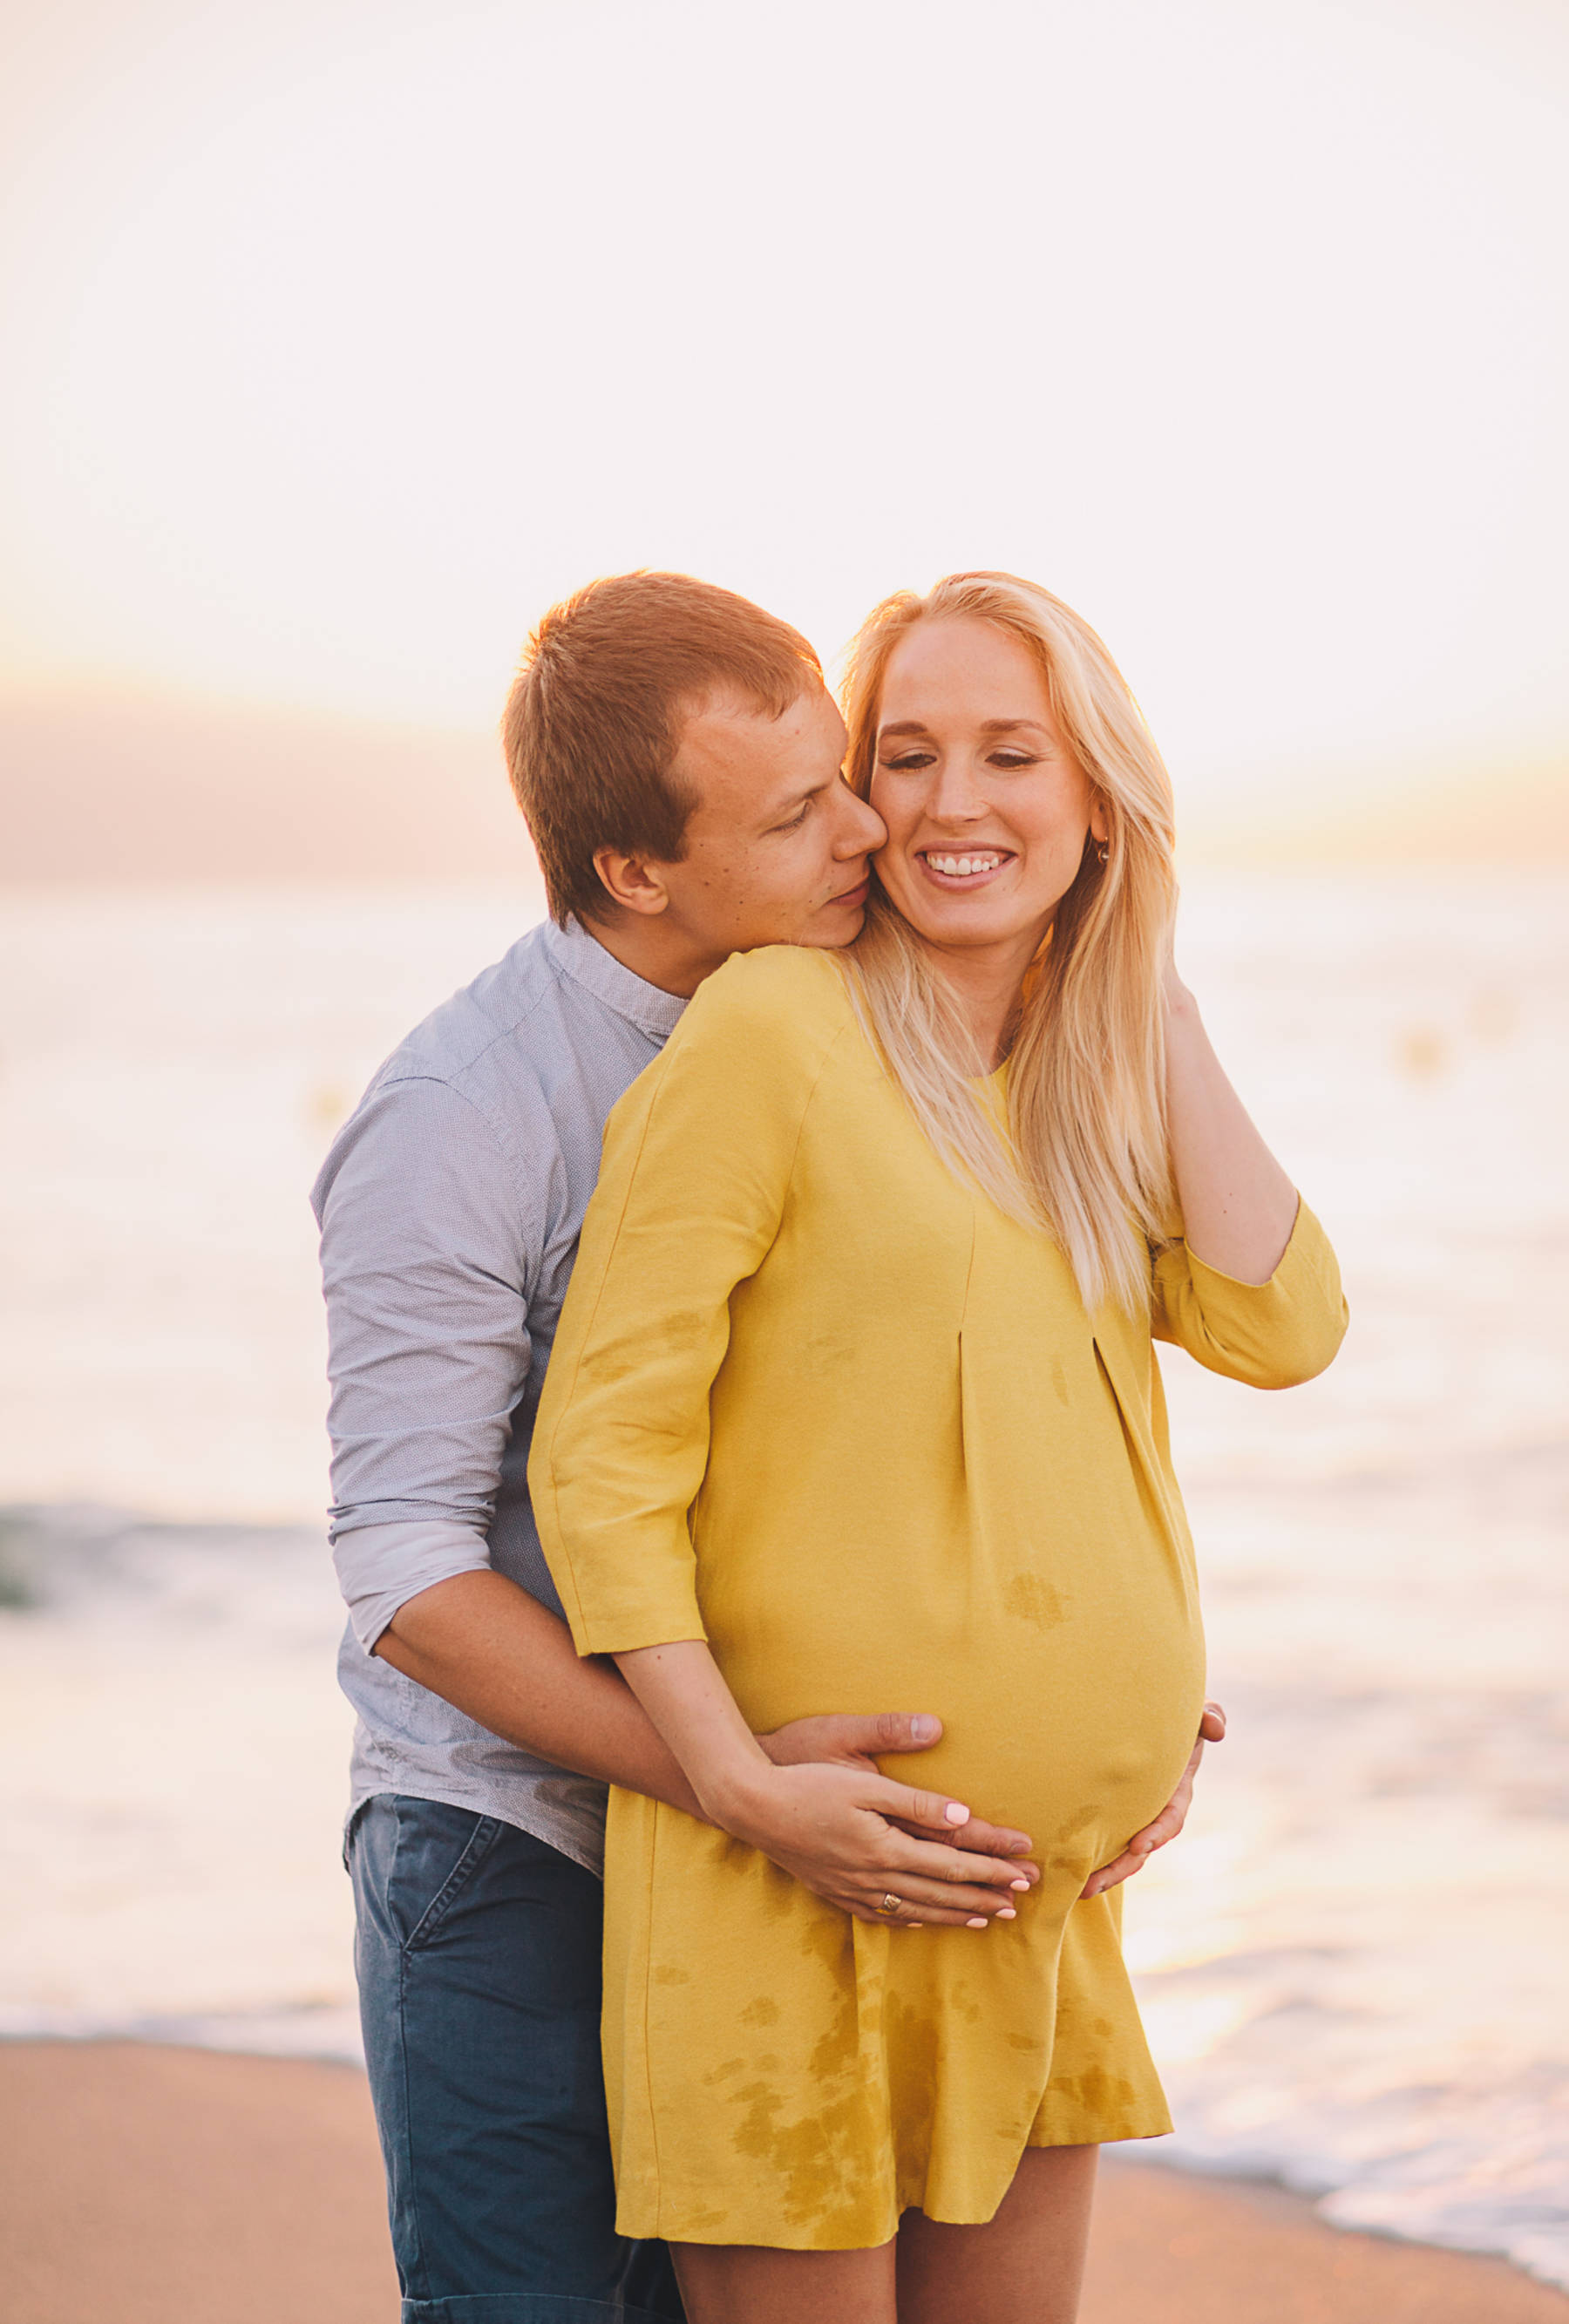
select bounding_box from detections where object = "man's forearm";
[373,1569,704,1817]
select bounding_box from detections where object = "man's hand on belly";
[1079,1700,1226,1899]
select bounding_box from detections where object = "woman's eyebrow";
[877,717,1051,738]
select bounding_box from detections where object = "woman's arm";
[615,1641,1034,1929]
[1163,958,1299,1285]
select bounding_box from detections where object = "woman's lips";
[830,877,870,907]
[917,849,1014,889]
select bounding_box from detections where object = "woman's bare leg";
[895,2144,1099,2324]
[673,2238,897,2324]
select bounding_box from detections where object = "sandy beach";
[3,2042,1566,2324]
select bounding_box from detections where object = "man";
[314,573,1219,2322]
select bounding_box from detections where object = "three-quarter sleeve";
[1151,1198,1348,1388]
[530,949,842,1658]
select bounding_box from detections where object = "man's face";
[657,684,887,962]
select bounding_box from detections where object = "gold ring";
[878,1892,902,1916]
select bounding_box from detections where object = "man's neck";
[574,911,721,1001]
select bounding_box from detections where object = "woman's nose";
[926,755,988,822]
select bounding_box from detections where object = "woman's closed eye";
[877,749,1043,773]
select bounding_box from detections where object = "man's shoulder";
[377,921,563,1099]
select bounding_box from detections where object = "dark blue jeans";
[349,1794,685,2324]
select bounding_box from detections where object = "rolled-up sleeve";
[333,1518,494,1652]
[314,1073,545,1584]
[1151,1197,1348,1389]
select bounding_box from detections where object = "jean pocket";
[389,1797,507,1954]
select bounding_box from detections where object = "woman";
[531,573,1346,2323]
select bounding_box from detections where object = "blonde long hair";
[839,572,1177,1314]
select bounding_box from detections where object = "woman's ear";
[1088,793,1111,846]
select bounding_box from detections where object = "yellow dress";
[531,945,1346,2251]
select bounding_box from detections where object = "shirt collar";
[543,916,689,1042]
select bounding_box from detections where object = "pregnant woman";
[532,572,1347,2323]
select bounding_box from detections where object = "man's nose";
[838,787,887,854]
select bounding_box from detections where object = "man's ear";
[591,846,673,919]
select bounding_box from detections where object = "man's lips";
[917,848,1015,889]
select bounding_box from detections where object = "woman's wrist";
[696,1756,779,1836]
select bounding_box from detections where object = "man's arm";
[374,1569,703,1811]
[375,1569,1043,1921]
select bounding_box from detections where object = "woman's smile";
[916,846,1015,889]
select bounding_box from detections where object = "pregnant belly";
[703,1546,1206,1883]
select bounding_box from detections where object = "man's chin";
[797,908,866,951]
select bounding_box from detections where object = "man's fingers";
[864,1710,943,1754]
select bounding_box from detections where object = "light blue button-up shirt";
[312,916,687,1875]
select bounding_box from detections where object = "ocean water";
[1,876,1566,2287]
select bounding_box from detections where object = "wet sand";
[1,2042,1565,2323]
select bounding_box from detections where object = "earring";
[1097,839,1110,866]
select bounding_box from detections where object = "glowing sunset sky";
[1,0,1566,838]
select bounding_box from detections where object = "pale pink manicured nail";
[944,1802,970,1825]
[967,1916,988,1928]
[1009,1878,1031,1891]
[996,1907,1016,1920]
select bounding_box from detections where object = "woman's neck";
[915,927,1044,1070]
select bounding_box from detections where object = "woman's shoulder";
[670,943,858,1060]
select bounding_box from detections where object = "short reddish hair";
[503,570,823,926]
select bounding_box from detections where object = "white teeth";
[927,853,1001,877]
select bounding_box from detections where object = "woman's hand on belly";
[759,1709,1041,1879]
[615,1641,1041,1929]
[720,1757,1043,1928]
[1079,1700,1226,1899]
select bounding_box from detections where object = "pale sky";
[2,0,1566,819]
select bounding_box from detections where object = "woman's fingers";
[867,1871,1027,1920]
[878,1824,1037,1893]
[1081,1730,1212,1897]
[1199,1700,1226,1743]
[886,1812,1033,1859]
[877,1780,976,1831]
[1079,1847,1146,1899]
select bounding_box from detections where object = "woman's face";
[868,615,1106,963]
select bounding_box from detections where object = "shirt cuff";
[332,1519,492,1653]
